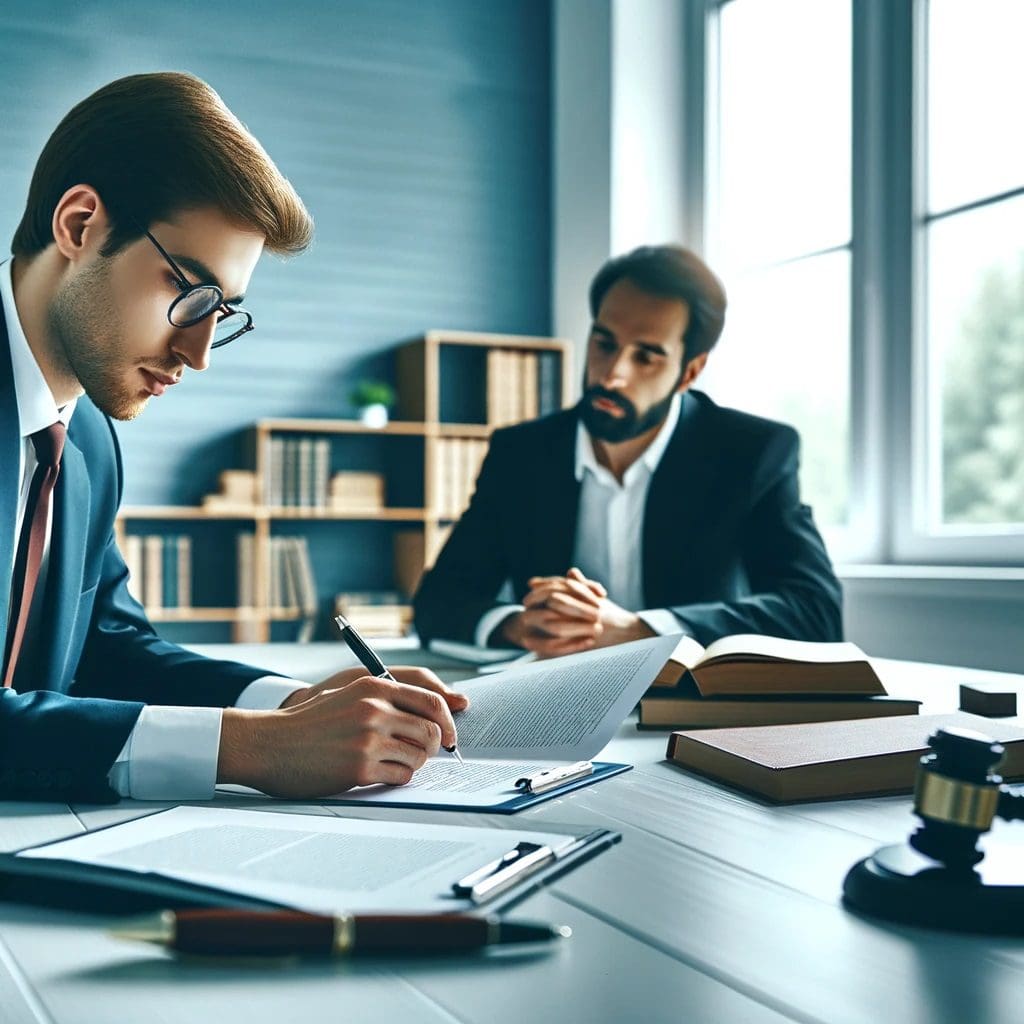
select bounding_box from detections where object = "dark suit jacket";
[0,304,273,803]
[414,391,843,648]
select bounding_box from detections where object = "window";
[694,0,1024,565]
[702,0,852,532]
[920,0,1024,541]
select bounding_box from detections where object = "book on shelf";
[175,536,191,608]
[334,592,413,639]
[666,712,1024,803]
[143,535,163,611]
[237,532,256,607]
[266,437,333,509]
[519,350,539,420]
[641,634,901,729]
[219,470,259,504]
[313,439,330,509]
[266,437,285,506]
[537,350,561,415]
[486,348,536,427]
[124,534,192,612]
[329,471,385,512]
[161,536,177,608]
[288,536,318,642]
[297,437,314,508]
[433,438,487,519]
[123,535,143,603]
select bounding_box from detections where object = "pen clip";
[514,761,594,795]
[451,842,555,904]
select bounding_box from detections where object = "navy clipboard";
[321,760,632,814]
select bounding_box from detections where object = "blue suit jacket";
[414,393,843,647]
[0,305,274,802]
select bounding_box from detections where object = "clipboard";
[319,760,632,814]
[0,806,622,917]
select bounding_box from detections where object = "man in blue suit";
[414,245,842,656]
[1,73,465,804]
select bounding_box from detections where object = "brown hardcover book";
[639,694,920,729]
[652,635,884,695]
[666,712,1024,803]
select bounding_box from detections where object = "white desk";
[2,647,1024,1024]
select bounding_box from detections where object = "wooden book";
[639,694,920,729]
[666,712,1024,803]
[652,635,884,695]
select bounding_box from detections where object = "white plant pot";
[359,403,389,429]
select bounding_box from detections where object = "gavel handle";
[997,790,1024,822]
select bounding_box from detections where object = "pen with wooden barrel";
[110,909,572,956]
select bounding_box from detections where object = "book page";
[453,633,682,760]
[20,806,578,914]
[699,634,868,666]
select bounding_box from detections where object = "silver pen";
[333,614,464,764]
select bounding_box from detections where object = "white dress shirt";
[475,394,687,646]
[2,259,306,800]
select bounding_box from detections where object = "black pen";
[110,909,571,957]
[333,613,465,764]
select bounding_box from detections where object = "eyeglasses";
[143,229,255,349]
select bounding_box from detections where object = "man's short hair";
[588,244,728,363]
[12,72,313,259]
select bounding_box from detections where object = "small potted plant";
[350,379,395,428]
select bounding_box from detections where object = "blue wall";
[0,0,552,504]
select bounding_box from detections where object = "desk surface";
[3,648,1024,1024]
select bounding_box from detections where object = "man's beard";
[578,383,678,443]
[47,259,147,421]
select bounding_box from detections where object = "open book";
[639,634,914,729]
[651,634,885,695]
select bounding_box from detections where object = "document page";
[20,807,579,914]
[218,634,679,808]
[338,757,565,807]
[454,633,682,760]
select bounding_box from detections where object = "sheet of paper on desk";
[340,756,562,807]
[220,634,679,805]
[18,806,580,915]
[453,633,682,761]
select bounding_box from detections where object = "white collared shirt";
[475,395,686,646]
[2,259,304,800]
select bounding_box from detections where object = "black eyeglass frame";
[143,229,255,349]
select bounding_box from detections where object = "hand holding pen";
[219,638,467,798]
[334,614,466,764]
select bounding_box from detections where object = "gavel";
[908,726,1024,872]
[843,725,1024,934]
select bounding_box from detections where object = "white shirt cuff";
[235,675,309,710]
[108,705,223,801]
[106,676,308,800]
[637,609,688,636]
[475,604,526,648]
